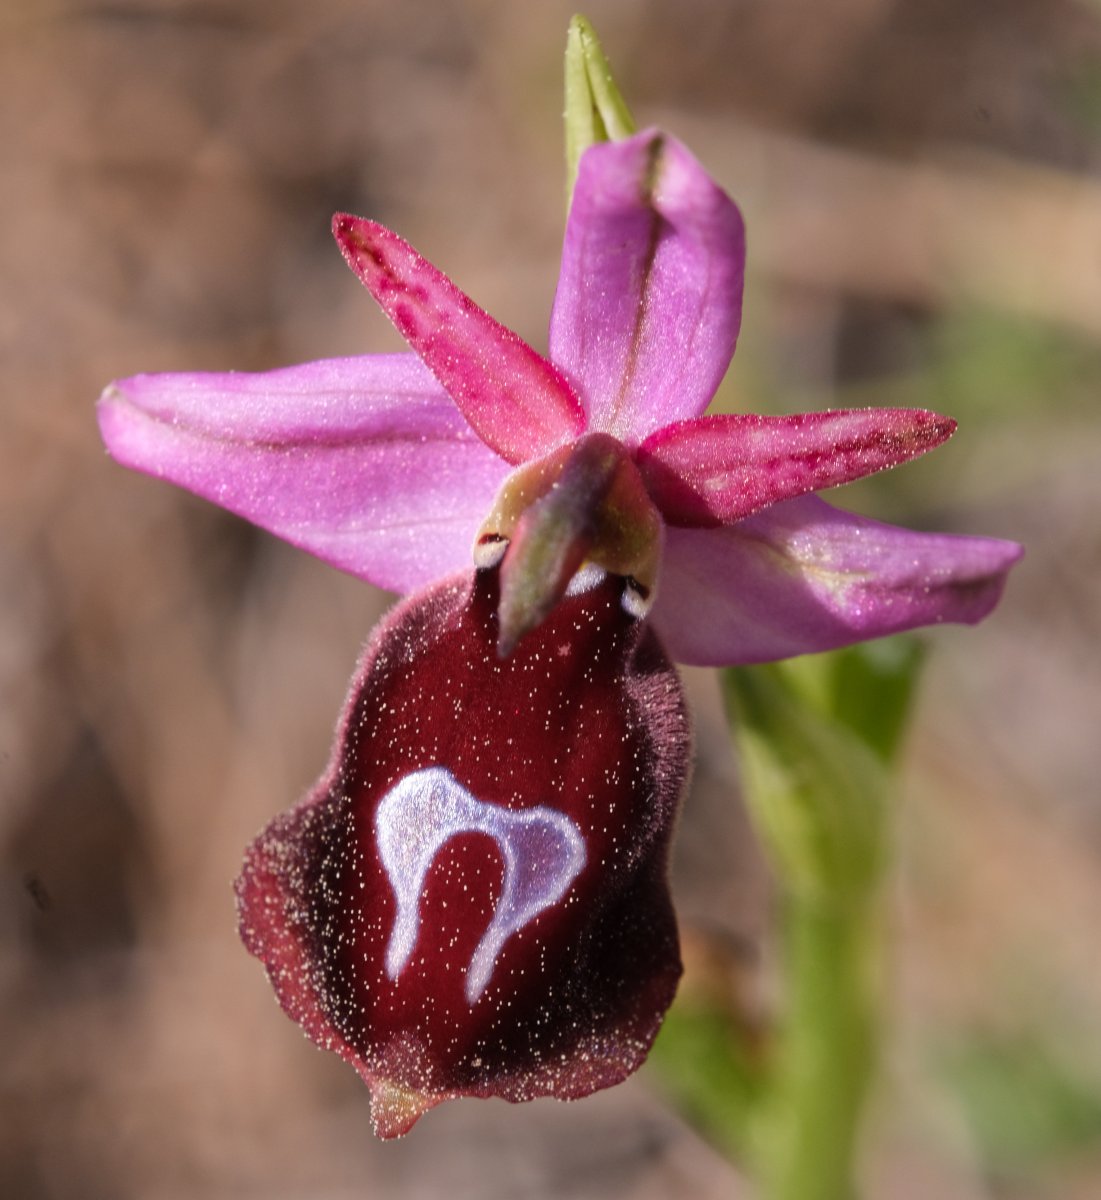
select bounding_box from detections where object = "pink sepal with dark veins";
[236,566,689,1137]
[97,354,511,593]
[550,131,746,445]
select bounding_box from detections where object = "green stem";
[757,895,880,1200]
[723,649,919,1200]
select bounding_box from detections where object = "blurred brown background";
[2,1,1098,1197]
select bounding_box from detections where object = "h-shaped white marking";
[374,767,586,1004]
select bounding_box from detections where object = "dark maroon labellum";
[236,566,690,1137]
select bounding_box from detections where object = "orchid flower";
[97,129,1021,1137]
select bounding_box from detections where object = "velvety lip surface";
[236,567,689,1137]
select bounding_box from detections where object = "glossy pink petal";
[651,496,1023,666]
[334,215,586,465]
[637,408,957,526]
[549,130,745,446]
[97,354,511,594]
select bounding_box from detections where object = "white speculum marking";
[374,766,586,1005]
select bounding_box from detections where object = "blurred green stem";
[724,643,921,1199]
[761,897,879,1200]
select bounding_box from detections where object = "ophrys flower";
[96,128,1021,1137]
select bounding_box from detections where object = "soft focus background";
[2,1,1098,1197]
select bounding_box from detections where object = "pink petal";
[651,496,1023,666]
[637,408,957,526]
[334,215,586,465]
[549,130,745,446]
[97,354,511,593]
